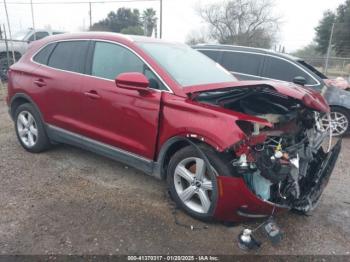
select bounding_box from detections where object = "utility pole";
[325,23,335,75]
[89,1,92,29]
[159,0,163,39]
[30,0,36,40]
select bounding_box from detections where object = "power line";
[2,0,159,4]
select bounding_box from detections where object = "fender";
[154,135,220,180]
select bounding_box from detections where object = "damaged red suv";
[7,33,341,222]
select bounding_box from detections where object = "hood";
[185,80,330,113]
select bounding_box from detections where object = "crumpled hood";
[185,80,330,113]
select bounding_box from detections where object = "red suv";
[6,33,341,222]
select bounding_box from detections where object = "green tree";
[314,11,336,55]
[90,8,143,33]
[142,8,157,37]
[333,0,350,56]
[121,26,144,35]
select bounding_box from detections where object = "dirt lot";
[0,86,349,255]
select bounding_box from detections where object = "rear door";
[220,51,264,80]
[32,40,90,133]
[78,41,163,159]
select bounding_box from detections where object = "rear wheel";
[167,145,233,221]
[14,103,51,153]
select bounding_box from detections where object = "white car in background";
[0,28,65,80]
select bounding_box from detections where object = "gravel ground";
[0,87,349,255]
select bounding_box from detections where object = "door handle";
[33,79,46,87]
[84,90,100,99]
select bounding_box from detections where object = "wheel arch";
[330,105,350,113]
[155,136,219,180]
[10,93,44,122]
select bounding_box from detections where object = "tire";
[167,144,234,222]
[321,107,350,136]
[14,103,51,153]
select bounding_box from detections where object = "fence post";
[3,25,10,69]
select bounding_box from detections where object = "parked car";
[7,33,341,222]
[0,28,65,81]
[194,44,350,136]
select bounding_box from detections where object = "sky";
[0,0,346,53]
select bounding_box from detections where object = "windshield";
[12,30,31,41]
[298,60,327,79]
[138,42,236,87]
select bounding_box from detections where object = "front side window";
[48,41,89,73]
[91,41,166,90]
[262,57,317,85]
[92,42,144,80]
[138,42,235,87]
[221,51,262,76]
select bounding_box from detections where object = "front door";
[78,41,163,159]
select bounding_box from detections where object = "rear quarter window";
[33,43,56,65]
[47,41,89,74]
[221,51,263,76]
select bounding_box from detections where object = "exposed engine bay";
[195,85,341,213]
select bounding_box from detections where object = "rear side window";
[199,50,221,62]
[221,51,262,76]
[33,43,56,65]
[48,41,89,73]
[262,57,317,85]
[92,41,144,80]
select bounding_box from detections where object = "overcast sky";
[0,0,346,52]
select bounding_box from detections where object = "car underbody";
[194,84,341,219]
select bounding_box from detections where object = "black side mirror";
[293,76,307,86]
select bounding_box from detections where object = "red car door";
[77,41,163,159]
[31,40,90,133]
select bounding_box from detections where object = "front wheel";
[167,145,233,221]
[321,107,350,136]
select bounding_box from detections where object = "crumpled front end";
[193,83,341,221]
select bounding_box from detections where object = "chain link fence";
[299,56,350,80]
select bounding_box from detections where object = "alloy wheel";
[321,111,349,136]
[173,157,214,214]
[17,111,38,147]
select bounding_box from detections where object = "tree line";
[296,0,350,57]
[90,7,157,37]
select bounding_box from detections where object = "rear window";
[221,51,262,76]
[47,41,89,73]
[33,43,56,65]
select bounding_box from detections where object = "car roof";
[38,31,180,46]
[193,44,302,62]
